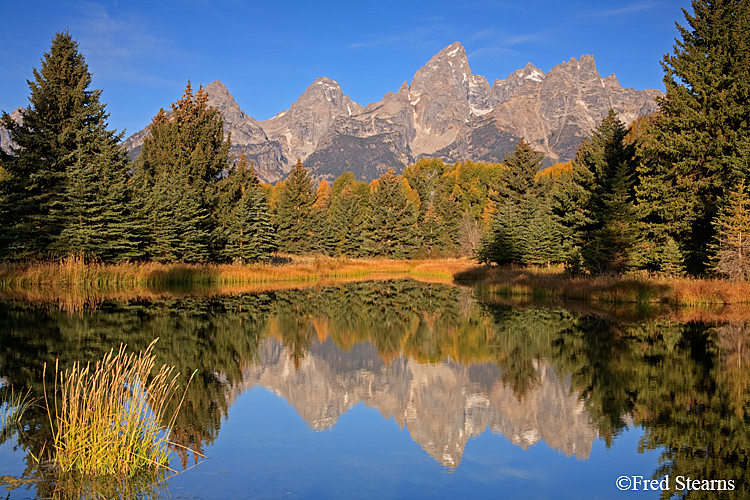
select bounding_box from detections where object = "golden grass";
[44,340,194,477]
[457,264,750,306]
[0,255,475,291]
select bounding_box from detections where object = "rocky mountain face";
[0,108,23,154]
[237,336,598,468]
[434,54,662,165]
[112,41,662,183]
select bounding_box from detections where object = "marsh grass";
[458,264,750,305]
[0,385,34,442]
[44,340,194,477]
[0,255,474,292]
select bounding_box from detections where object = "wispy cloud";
[584,1,655,18]
[470,28,498,43]
[70,2,182,86]
[467,30,547,59]
[349,35,415,50]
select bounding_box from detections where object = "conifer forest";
[1,1,749,281]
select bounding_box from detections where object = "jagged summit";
[260,77,364,169]
[112,43,662,184]
[0,107,22,154]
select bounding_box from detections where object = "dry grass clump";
[45,340,193,477]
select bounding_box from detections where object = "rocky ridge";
[221,42,658,183]
[3,42,662,184]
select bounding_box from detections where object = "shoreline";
[2,257,749,308]
[457,265,750,306]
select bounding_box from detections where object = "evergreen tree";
[134,83,230,262]
[274,159,317,254]
[403,158,445,221]
[637,0,750,273]
[329,184,366,257]
[0,31,135,260]
[478,141,546,265]
[216,153,276,263]
[224,187,276,263]
[553,111,637,274]
[54,144,142,262]
[140,172,211,263]
[363,169,420,258]
[522,192,565,266]
[328,172,370,257]
[497,140,544,205]
[309,180,334,254]
[430,184,461,256]
[137,84,229,192]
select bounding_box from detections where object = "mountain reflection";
[1,280,750,498]
[241,337,597,467]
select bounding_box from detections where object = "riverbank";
[2,256,748,308]
[0,255,474,290]
[457,265,750,306]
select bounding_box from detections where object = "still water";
[0,280,748,499]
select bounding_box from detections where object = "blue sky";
[1,0,692,136]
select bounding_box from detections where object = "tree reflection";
[0,281,749,496]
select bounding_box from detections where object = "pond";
[0,280,748,499]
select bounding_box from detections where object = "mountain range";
[3,42,662,184]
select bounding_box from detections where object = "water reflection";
[241,337,597,467]
[0,280,749,498]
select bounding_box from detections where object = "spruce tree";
[329,172,370,257]
[134,83,230,262]
[215,153,276,263]
[497,140,544,205]
[522,193,565,266]
[478,140,546,265]
[224,187,276,263]
[553,111,637,274]
[637,0,750,273]
[363,169,420,258]
[329,184,366,257]
[403,158,446,221]
[274,159,317,254]
[137,84,229,191]
[0,31,135,260]
[431,184,461,256]
[54,144,142,262]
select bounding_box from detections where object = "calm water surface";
[0,280,747,499]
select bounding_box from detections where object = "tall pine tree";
[0,31,136,261]
[363,169,420,258]
[215,153,276,263]
[274,159,317,255]
[478,140,548,265]
[553,111,637,274]
[637,0,750,273]
[134,83,230,262]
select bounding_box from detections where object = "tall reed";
[0,385,34,441]
[45,340,193,477]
